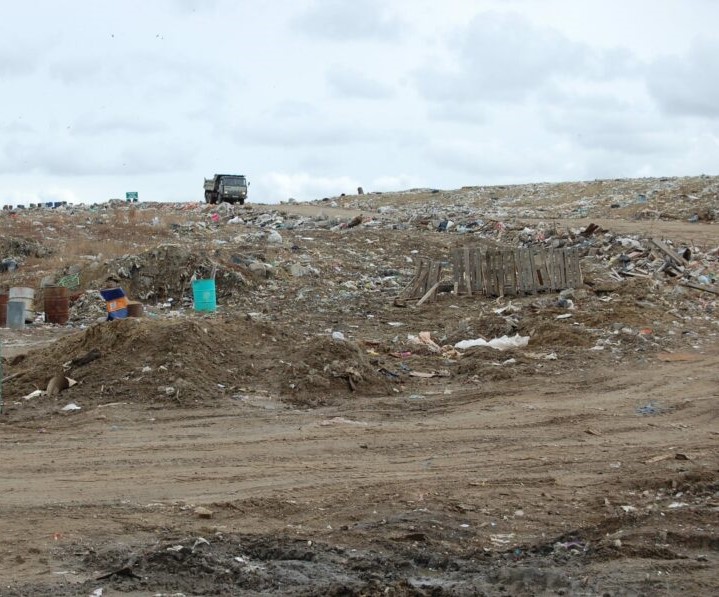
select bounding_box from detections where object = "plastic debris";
[454,334,530,351]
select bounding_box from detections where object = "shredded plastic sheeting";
[454,334,530,351]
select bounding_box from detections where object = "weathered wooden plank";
[463,246,472,296]
[553,251,561,289]
[477,248,486,295]
[540,248,551,291]
[473,247,482,293]
[399,260,423,299]
[530,248,548,291]
[484,250,494,296]
[650,238,690,266]
[508,250,519,295]
[573,250,583,287]
[496,250,505,297]
[451,248,463,293]
[516,250,526,293]
[435,262,443,301]
[567,249,579,287]
[426,260,437,294]
[548,250,556,289]
[520,250,533,294]
[416,282,441,306]
[528,249,539,293]
[485,250,496,296]
[681,280,719,295]
[414,259,430,297]
[504,250,519,296]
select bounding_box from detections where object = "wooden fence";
[395,258,444,305]
[451,246,582,297]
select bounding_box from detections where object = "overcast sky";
[1,0,718,205]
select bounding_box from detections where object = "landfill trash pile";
[0,175,718,596]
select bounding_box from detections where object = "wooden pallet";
[451,245,582,297]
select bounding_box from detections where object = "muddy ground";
[0,178,718,596]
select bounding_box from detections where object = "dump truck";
[203,174,249,205]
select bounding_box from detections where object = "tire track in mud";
[1,349,717,593]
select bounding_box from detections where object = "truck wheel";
[239,198,245,205]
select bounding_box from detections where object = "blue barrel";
[192,279,216,312]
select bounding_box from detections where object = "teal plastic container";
[192,279,217,312]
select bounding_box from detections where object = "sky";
[1,0,718,205]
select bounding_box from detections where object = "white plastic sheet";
[454,334,529,351]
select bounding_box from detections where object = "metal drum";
[44,286,70,324]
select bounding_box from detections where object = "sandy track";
[2,347,717,592]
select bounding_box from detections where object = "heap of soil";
[5,317,391,418]
[282,336,392,407]
[6,317,272,415]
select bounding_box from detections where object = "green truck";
[203,174,249,205]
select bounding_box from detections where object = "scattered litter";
[636,402,664,416]
[409,369,451,378]
[61,403,81,412]
[644,453,673,464]
[454,334,529,351]
[194,507,214,519]
[407,331,442,353]
[319,417,367,426]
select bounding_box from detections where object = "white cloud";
[0,138,195,177]
[646,40,719,118]
[415,12,632,105]
[259,172,360,201]
[232,121,380,148]
[71,115,169,136]
[293,0,403,41]
[170,0,221,14]
[326,65,395,99]
[370,174,425,191]
[0,41,47,78]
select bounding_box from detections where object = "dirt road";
[2,347,717,595]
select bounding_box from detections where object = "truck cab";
[204,174,249,205]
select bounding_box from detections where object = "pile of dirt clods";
[4,317,391,418]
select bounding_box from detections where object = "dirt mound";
[283,336,391,406]
[5,317,279,417]
[4,318,394,418]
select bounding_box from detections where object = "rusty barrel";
[127,301,144,318]
[0,292,8,327]
[44,286,69,324]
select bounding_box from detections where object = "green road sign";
[126,192,138,200]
